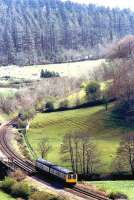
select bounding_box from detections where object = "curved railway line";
[0,123,36,174]
[0,119,110,200]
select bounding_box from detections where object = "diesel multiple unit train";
[35,158,77,185]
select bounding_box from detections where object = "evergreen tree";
[0,0,133,65]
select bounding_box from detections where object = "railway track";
[70,186,110,200]
[0,120,36,174]
[0,120,110,200]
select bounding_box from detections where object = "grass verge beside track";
[0,191,15,200]
[89,181,134,200]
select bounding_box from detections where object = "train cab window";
[68,175,71,179]
[73,175,76,179]
[68,174,76,179]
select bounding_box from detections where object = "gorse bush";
[1,177,30,199]
[10,169,26,182]
[0,176,65,200]
[30,191,68,200]
[1,177,16,193]
[109,192,128,199]
[30,191,53,200]
[51,195,68,200]
[11,182,30,199]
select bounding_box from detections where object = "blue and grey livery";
[36,158,77,184]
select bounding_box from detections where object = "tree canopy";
[0,0,134,65]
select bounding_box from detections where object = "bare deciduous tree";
[114,133,134,175]
[61,132,101,176]
[106,35,134,59]
[0,76,82,117]
[38,137,51,159]
[96,57,134,120]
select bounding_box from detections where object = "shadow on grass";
[102,108,134,133]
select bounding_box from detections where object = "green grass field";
[90,181,134,200]
[0,191,15,200]
[27,105,129,172]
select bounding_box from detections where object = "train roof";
[36,158,73,174]
[51,165,73,174]
[36,158,54,167]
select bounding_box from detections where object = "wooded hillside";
[0,0,134,65]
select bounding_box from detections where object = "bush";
[11,182,30,199]
[30,185,38,193]
[30,192,68,200]
[59,100,68,109]
[18,119,28,129]
[24,109,36,120]
[45,101,54,112]
[16,134,23,144]
[40,69,60,78]
[109,192,128,200]
[85,81,100,101]
[30,191,53,200]
[1,177,16,193]
[22,148,31,159]
[10,169,26,182]
[51,195,68,200]
[18,110,36,121]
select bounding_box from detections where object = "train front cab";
[66,173,77,185]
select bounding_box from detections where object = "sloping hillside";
[27,105,127,173]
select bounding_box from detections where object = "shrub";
[109,192,128,199]
[30,191,53,200]
[18,112,26,120]
[18,110,35,123]
[30,185,38,193]
[40,69,60,78]
[1,177,16,193]
[59,100,68,109]
[51,195,68,200]
[11,182,30,199]
[85,81,100,101]
[16,134,23,144]
[24,109,36,120]
[45,101,54,112]
[18,119,28,129]
[10,169,26,182]
[22,148,31,159]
